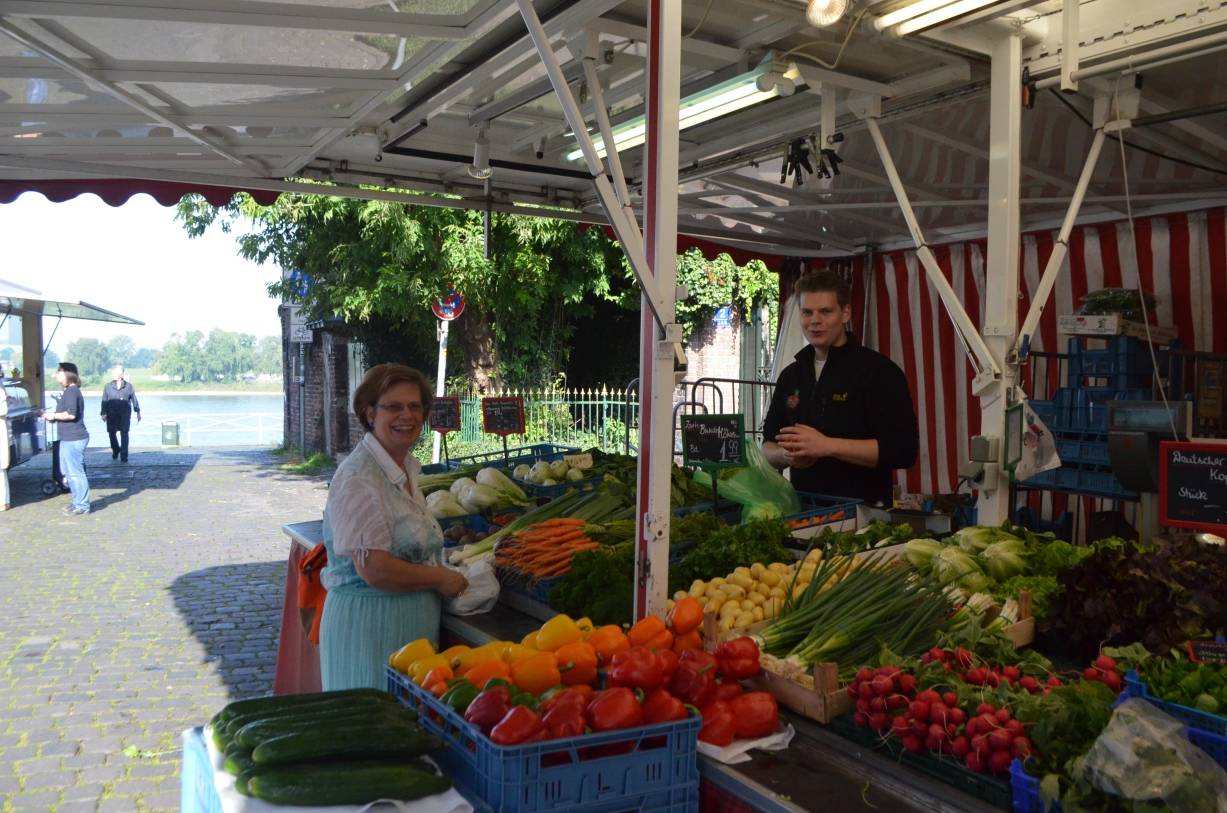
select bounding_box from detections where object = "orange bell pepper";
[511,651,562,695]
[463,658,512,689]
[422,665,453,698]
[627,614,666,647]
[554,641,598,686]
[645,628,674,651]
[588,625,630,666]
[667,597,704,636]
[503,644,538,665]
[672,629,703,653]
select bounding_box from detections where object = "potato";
[728,573,754,590]
[719,601,740,619]
[739,598,755,612]
[719,615,736,632]
[749,563,766,578]
[754,582,773,598]
[759,570,781,588]
[805,549,823,563]
[706,594,727,614]
[710,576,726,587]
[733,611,755,629]
[705,584,724,599]
[752,606,764,622]
[748,592,766,607]
[719,584,747,599]
[688,580,707,599]
[763,597,782,617]
[733,566,751,578]
[673,590,688,602]
[769,586,786,599]
[768,562,791,573]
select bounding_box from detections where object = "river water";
[66,392,284,448]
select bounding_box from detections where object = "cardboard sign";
[681,414,746,469]
[429,397,461,434]
[481,397,524,437]
[1159,441,1227,535]
[1187,640,1227,665]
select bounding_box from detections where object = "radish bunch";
[1081,654,1123,694]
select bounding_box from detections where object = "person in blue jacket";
[762,272,919,506]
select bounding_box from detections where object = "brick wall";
[280,306,358,456]
[685,306,742,413]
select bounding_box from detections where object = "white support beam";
[0,0,471,37]
[585,17,742,70]
[1060,0,1079,91]
[580,35,633,212]
[863,116,1001,380]
[0,57,403,91]
[978,32,1024,525]
[0,17,264,173]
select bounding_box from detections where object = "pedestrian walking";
[42,362,90,515]
[101,365,141,462]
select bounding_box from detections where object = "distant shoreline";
[80,389,283,397]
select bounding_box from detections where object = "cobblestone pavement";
[0,447,330,812]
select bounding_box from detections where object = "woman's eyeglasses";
[374,401,424,415]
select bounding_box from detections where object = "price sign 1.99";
[681,414,746,470]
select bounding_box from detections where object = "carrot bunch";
[495,518,599,582]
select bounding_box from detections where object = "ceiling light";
[806,0,849,27]
[874,0,1011,34]
[467,130,492,179]
[872,0,953,30]
[565,58,800,161]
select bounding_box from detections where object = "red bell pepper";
[698,700,736,747]
[714,637,761,680]
[541,701,586,739]
[490,705,548,745]
[609,647,663,692]
[539,685,592,716]
[668,656,716,708]
[712,680,745,703]
[586,687,644,732]
[655,648,679,682]
[731,692,778,739]
[642,689,689,725]
[463,684,512,734]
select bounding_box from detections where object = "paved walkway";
[0,447,330,813]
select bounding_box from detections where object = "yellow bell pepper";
[576,617,595,639]
[502,644,538,665]
[440,645,471,662]
[521,630,540,649]
[536,615,582,652]
[451,641,506,674]
[408,654,450,685]
[389,639,435,673]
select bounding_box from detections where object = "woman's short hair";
[58,362,81,386]
[794,270,851,307]
[352,363,433,433]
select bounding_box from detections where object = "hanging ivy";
[672,249,779,342]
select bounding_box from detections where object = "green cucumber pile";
[209,688,451,806]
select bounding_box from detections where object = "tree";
[673,249,778,342]
[175,193,634,390]
[65,338,109,378]
[129,347,158,368]
[256,336,282,376]
[156,331,205,382]
[106,335,137,367]
[44,349,60,369]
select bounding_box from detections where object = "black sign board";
[1159,441,1227,535]
[429,397,461,434]
[481,397,525,437]
[1188,640,1227,665]
[681,414,746,469]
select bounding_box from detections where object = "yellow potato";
[750,563,766,578]
[719,601,740,620]
[706,594,727,614]
[719,614,736,632]
[769,586,786,599]
[768,562,790,573]
[673,590,688,602]
[688,580,707,599]
[754,582,773,598]
[763,597,782,617]
[752,606,764,622]
[728,573,754,590]
[748,592,766,607]
[704,584,724,600]
[759,570,781,587]
[733,611,755,629]
[734,566,751,578]
[719,583,747,599]
[710,576,726,587]
[739,598,756,611]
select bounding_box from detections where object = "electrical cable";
[779,7,871,71]
[1109,79,1180,440]
[1049,89,1227,177]
[683,0,717,39]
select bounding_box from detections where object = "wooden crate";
[746,661,852,724]
[997,591,1035,649]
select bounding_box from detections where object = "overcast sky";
[3,193,283,356]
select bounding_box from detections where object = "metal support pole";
[298,343,307,454]
[1016,128,1106,356]
[1060,0,1079,92]
[633,0,681,621]
[863,117,1001,382]
[432,317,449,464]
[978,33,1024,525]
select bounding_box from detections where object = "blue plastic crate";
[672,500,741,524]
[1029,399,1059,428]
[448,444,579,470]
[387,668,700,813]
[1121,670,1227,736]
[496,567,562,605]
[1020,464,1138,500]
[180,728,222,813]
[513,474,602,500]
[1055,436,1112,466]
[440,513,496,546]
[1010,759,1061,813]
[783,492,860,531]
[422,462,451,475]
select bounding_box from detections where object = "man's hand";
[136,414,142,423]
[775,423,835,469]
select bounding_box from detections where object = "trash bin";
[161,421,180,447]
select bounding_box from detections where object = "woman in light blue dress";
[320,364,469,691]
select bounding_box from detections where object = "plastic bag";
[693,439,801,523]
[1080,698,1227,812]
[696,723,795,765]
[443,556,499,616]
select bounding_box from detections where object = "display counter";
[276,523,1001,813]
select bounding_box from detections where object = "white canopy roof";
[0,276,144,324]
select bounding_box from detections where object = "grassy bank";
[52,367,283,394]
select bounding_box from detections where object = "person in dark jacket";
[762,271,919,506]
[101,365,141,462]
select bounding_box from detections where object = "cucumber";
[223,694,402,738]
[234,704,419,750]
[248,763,452,806]
[251,723,441,766]
[223,750,255,777]
[223,741,251,762]
[235,768,257,797]
[217,688,392,726]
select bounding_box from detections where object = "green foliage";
[106,335,137,367]
[673,248,779,341]
[65,337,109,377]
[280,451,336,476]
[154,329,274,383]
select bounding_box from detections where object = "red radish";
[856,698,871,715]
[965,718,979,737]
[1083,668,1101,682]
[856,667,874,683]
[928,723,946,741]
[853,711,869,728]
[901,735,924,753]
[909,700,930,721]
[877,665,901,678]
[965,668,986,685]
[978,713,999,732]
[955,648,974,668]
[928,647,946,662]
[971,733,990,758]
[871,675,894,696]
[965,752,985,773]
[869,696,887,714]
[976,703,995,716]
[886,693,909,710]
[1012,736,1032,758]
[1003,665,1021,682]
[1019,676,1041,694]
[943,662,952,672]
[988,729,1013,752]
[1103,671,1122,693]
[928,703,949,724]
[942,691,959,708]
[911,719,929,738]
[1005,719,1024,736]
[897,674,918,696]
[847,683,861,699]
[925,734,944,752]
[984,671,1000,688]
[918,689,942,705]
[1095,655,1117,672]
[951,735,971,758]
[1047,675,1063,687]
[868,712,889,732]
[949,707,967,726]
[989,750,1012,774]
[994,708,1012,725]
[945,722,958,738]
[891,716,912,737]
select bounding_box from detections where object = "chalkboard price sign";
[1188,640,1227,665]
[681,414,747,469]
[1159,440,1227,535]
[481,397,525,437]
[429,397,461,434]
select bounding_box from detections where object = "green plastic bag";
[692,439,801,523]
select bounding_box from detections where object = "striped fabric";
[849,206,1227,520]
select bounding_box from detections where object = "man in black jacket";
[101,365,141,462]
[762,272,919,506]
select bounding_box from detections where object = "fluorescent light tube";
[873,0,958,30]
[893,0,1002,33]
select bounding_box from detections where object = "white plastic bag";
[444,557,499,616]
[695,723,795,765]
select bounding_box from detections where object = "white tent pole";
[863,116,1000,379]
[1015,128,1106,356]
[978,33,1025,525]
[580,34,634,211]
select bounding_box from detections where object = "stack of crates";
[1022,335,1170,500]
